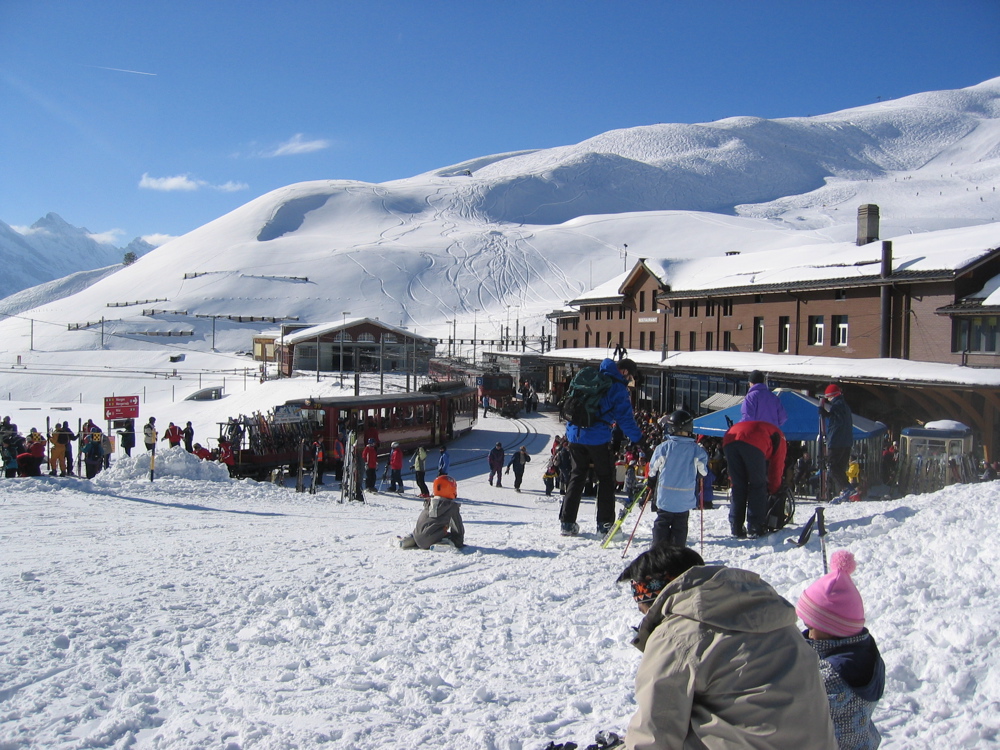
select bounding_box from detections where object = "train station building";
[254,318,436,378]
[544,207,1000,459]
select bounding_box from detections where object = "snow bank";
[99,445,232,483]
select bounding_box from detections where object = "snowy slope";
[2,410,999,748]
[1,78,998,361]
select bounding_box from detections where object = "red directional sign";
[104,396,139,420]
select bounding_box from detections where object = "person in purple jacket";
[740,370,787,428]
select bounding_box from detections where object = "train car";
[429,358,518,415]
[223,381,477,479]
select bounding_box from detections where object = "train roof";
[284,383,475,408]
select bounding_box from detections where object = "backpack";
[764,486,795,532]
[560,366,613,428]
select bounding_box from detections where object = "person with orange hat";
[797,549,885,749]
[398,475,465,550]
[820,383,855,502]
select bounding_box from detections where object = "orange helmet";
[432,474,458,499]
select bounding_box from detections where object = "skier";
[722,420,787,538]
[330,433,345,482]
[218,439,235,475]
[362,438,379,490]
[81,432,105,479]
[182,421,195,452]
[411,445,430,498]
[646,409,708,547]
[740,370,787,427]
[117,418,136,457]
[797,550,885,750]
[488,442,505,487]
[162,422,183,449]
[820,384,855,502]
[506,445,531,492]
[437,444,450,476]
[312,439,325,486]
[617,544,837,749]
[143,417,157,452]
[559,358,644,537]
[48,425,67,476]
[397,475,465,550]
[388,441,404,493]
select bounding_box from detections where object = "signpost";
[104,396,139,421]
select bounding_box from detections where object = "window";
[706,300,716,317]
[753,316,765,352]
[723,330,732,350]
[639,291,646,312]
[689,331,697,351]
[561,320,569,331]
[358,332,376,342]
[639,331,646,350]
[778,316,790,353]
[808,315,825,346]
[689,300,699,317]
[584,310,591,321]
[619,306,626,320]
[705,331,714,351]
[835,289,848,301]
[595,307,602,321]
[619,331,625,347]
[607,305,614,319]
[722,299,734,317]
[833,315,849,346]
[585,331,591,347]
[606,331,613,347]
[573,339,578,348]
[572,319,579,330]
[674,330,681,350]
[673,300,683,317]
[649,332,655,351]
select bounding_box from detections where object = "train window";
[417,405,425,424]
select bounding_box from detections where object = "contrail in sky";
[83,65,157,76]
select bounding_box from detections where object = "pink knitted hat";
[796,550,865,637]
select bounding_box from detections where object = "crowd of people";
[0,414,235,479]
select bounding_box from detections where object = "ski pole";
[816,506,828,574]
[621,488,650,559]
[699,475,705,558]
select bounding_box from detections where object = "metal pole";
[212,317,217,352]
[340,311,350,386]
[316,334,320,383]
[30,319,33,351]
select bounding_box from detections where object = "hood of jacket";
[634,566,796,651]
[599,357,627,384]
[427,496,457,518]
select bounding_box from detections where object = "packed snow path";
[3,409,1000,748]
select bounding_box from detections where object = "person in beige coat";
[617,544,838,750]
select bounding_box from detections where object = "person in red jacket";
[192,443,212,460]
[330,434,345,482]
[218,439,235,475]
[361,438,379,491]
[162,422,183,448]
[722,420,787,538]
[388,441,404,493]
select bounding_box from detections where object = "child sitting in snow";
[797,550,885,750]
[398,475,465,550]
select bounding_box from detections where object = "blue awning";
[693,389,888,442]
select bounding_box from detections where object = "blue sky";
[2,0,998,244]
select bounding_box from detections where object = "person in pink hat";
[797,550,885,749]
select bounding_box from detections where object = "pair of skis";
[600,483,651,551]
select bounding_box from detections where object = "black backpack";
[764,486,795,532]
[560,367,613,428]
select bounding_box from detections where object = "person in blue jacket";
[559,358,644,536]
[647,409,709,547]
[437,444,451,476]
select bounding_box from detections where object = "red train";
[428,358,519,415]
[222,381,478,479]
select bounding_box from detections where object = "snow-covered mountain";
[2,77,998,359]
[0,213,154,300]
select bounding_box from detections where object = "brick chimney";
[857,204,879,246]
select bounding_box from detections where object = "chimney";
[857,204,879,246]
